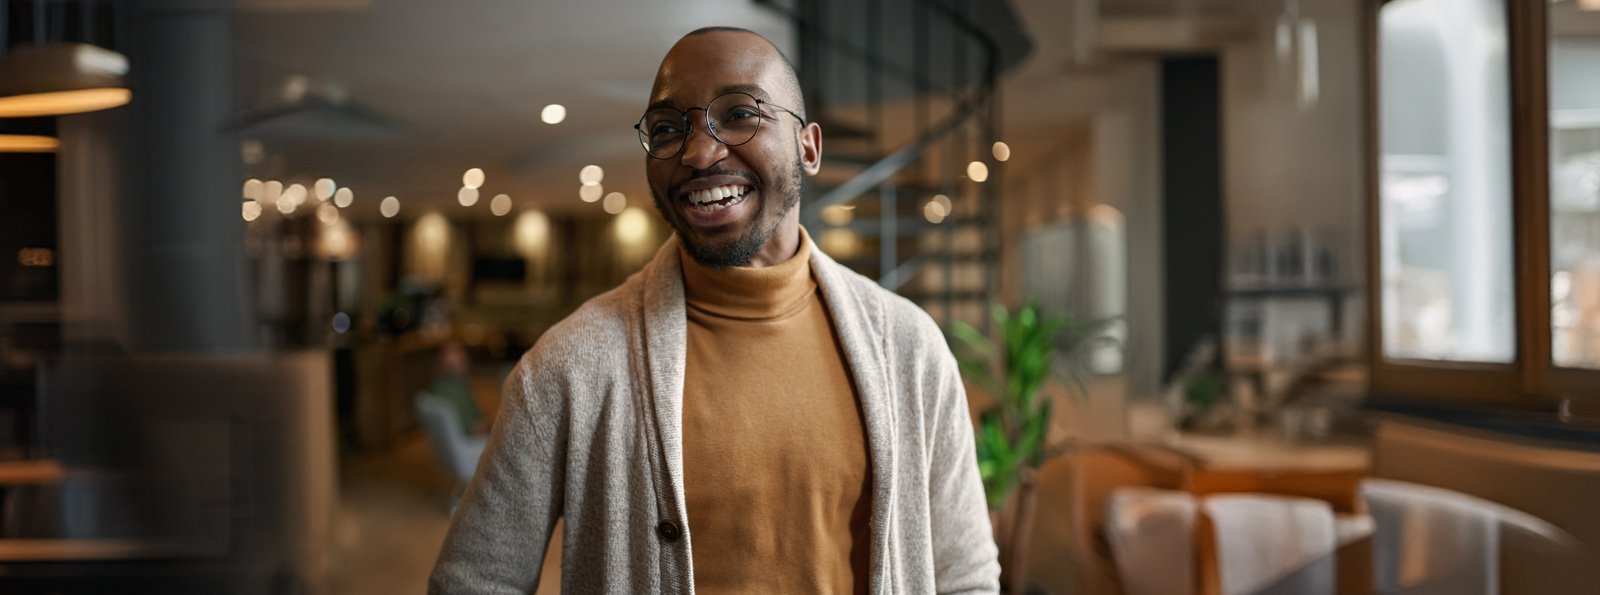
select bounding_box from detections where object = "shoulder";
[813,250,950,362]
[511,276,641,389]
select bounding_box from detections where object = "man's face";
[645,32,821,268]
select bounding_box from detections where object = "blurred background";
[0,0,1597,593]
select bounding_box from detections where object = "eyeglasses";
[635,91,805,160]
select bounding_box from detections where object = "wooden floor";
[328,434,562,594]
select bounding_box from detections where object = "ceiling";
[234,0,798,220]
[229,0,1383,222]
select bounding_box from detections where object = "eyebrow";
[647,84,773,112]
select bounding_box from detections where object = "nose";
[678,117,728,170]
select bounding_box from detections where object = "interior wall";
[1219,0,1366,287]
[998,59,1164,440]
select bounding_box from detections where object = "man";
[430,27,998,593]
[427,342,490,436]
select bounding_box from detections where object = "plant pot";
[995,467,1040,594]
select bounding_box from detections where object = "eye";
[725,106,762,121]
[650,122,684,137]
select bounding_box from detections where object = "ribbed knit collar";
[680,226,816,321]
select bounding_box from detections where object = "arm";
[927,337,1003,594]
[429,353,567,594]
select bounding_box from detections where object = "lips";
[685,184,750,212]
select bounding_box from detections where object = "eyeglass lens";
[638,92,766,159]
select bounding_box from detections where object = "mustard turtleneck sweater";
[679,226,871,594]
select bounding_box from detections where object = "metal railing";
[757,0,1004,329]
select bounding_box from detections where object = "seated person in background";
[428,342,490,435]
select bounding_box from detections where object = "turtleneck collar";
[680,226,816,321]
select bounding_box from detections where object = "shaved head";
[655,27,806,121]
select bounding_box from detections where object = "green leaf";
[950,319,997,359]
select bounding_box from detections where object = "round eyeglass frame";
[634,91,806,160]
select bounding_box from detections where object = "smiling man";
[429,27,999,594]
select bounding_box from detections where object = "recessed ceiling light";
[314,178,336,200]
[992,142,1011,162]
[603,192,626,214]
[967,161,989,183]
[243,179,263,200]
[542,104,566,124]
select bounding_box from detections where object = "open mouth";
[684,184,751,212]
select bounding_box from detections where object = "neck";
[742,211,802,268]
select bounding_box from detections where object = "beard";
[652,153,806,269]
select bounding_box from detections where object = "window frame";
[1364,0,1600,402]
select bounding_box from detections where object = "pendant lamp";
[0,42,131,118]
[0,134,59,152]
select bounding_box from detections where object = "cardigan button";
[656,520,681,542]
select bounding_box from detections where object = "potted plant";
[950,301,1118,594]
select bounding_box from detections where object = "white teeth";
[686,184,749,207]
[688,186,750,212]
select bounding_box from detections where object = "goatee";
[653,155,806,269]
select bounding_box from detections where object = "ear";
[798,122,822,176]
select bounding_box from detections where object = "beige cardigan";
[429,235,1000,594]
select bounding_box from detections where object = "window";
[1368,0,1600,400]
[1549,1,1600,370]
[1378,0,1516,363]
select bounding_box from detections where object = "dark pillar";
[1160,56,1224,383]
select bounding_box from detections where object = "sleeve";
[428,352,568,594]
[926,330,1003,594]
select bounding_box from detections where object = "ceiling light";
[580,184,604,202]
[242,201,262,222]
[967,161,989,183]
[992,142,1011,162]
[243,179,264,200]
[380,196,400,218]
[541,104,567,124]
[491,194,512,216]
[924,202,946,224]
[463,167,485,189]
[285,183,308,207]
[0,135,60,153]
[314,178,336,200]
[0,43,131,117]
[603,192,626,214]
[334,187,354,208]
[263,181,284,207]
[580,165,604,186]
[932,194,952,214]
[458,186,480,206]
[317,202,340,225]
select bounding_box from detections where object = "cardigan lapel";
[809,241,898,594]
[637,236,693,592]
